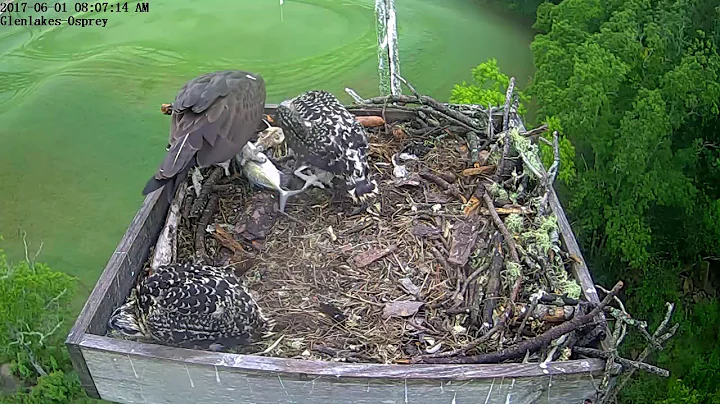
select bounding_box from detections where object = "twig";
[597,314,628,399]
[459,259,490,301]
[417,280,624,364]
[606,303,679,401]
[152,181,187,271]
[604,306,659,350]
[194,194,219,264]
[44,288,68,310]
[573,347,669,377]
[354,94,481,132]
[466,131,481,167]
[25,347,47,377]
[419,171,466,203]
[514,291,543,343]
[539,131,560,217]
[546,131,560,185]
[22,231,34,269]
[481,232,503,329]
[487,103,494,139]
[209,225,246,255]
[520,124,549,138]
[501,78,516,133]
[479,188,519,263]
[413,322,504,362]
[344,87,367,104]
[394,74,420,97]
[189,167,222,219]
[478,185,523,325]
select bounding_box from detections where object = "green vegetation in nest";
[517,215,582,299]
[487,149,502,166]
[550,267,582,299]
[488,181,510,201]
[502,261,522,286]
[521,214,558,256]
[510,128,544,179]
[504,213,524,235]
[469,248,489,270]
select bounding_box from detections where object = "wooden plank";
[66,185,172,398]
[81,334,606,380]
[547,187,611,350]
[80,335,604,404]
[65,341,99,399]
[547,188,599,305]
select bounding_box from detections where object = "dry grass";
[160,119,582,364]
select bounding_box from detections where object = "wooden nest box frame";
[66,105,611,404]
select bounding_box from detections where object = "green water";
[0,0,534,298]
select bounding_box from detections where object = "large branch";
[417,280,624,364]
[573,347,669,377]
[151,181,187,271]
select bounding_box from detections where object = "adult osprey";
[107,262,272,350]
[274,90,379,204]
[142,70,267,202]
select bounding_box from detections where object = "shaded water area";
[0,0,534,302]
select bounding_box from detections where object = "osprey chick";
[274,90,379,204]
[108,262,272,351]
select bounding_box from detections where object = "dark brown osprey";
[142,70,267,201]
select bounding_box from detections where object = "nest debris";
[120,80,676,393]
[166,84,588,365]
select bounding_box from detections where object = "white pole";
[386,0,401,96]
[374,0,401,96]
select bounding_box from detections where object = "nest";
[147,90,606,366]
[107,83,681,402]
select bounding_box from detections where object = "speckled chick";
[108,262,272,351]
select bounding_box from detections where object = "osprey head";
[275,101,312,140]
[347,176,379,204]
[107,302,144,338]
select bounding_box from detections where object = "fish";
[238,142,317,213]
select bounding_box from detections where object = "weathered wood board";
[81,334,605,404]
[67,105,609,404]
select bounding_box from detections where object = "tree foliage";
[0,244,77,380]
[450,59,577,187]
[0,241,92,402]
[526,0,720,401]
[0,371,93,404]
[449,58,529,112]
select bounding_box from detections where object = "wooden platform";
[66,105,610,404]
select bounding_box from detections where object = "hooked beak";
[107,304,143,337]
[349,179,380,204]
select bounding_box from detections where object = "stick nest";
[161,99,595,365]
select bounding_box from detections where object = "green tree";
[449,58,529,111]
[450,59,577,186]
[0,240,93,402]
[0,243,76,380]
[526,0,720,401]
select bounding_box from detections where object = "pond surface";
[0,0,534,299]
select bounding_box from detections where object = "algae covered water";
[0,0,533,299]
